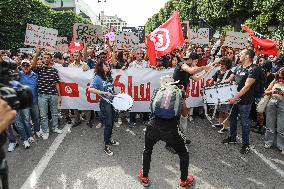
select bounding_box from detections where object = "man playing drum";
[223,49,260,154]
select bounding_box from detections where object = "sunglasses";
[22,64,30,67]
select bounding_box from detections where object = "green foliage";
[145,0,284,38]
[0,0,91,49]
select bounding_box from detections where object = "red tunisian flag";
[147,11,184,66]
[242,25,278,56]
[59,82,79,97]
[70,36,83,53]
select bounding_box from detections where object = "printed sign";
[104,32,116,41]
[55,37,69,52]
[224,31,249,48]
[189,28,209,45]
[73,23,103,44]
[116,32,139,50]
[24,24,58,49]
[19,48,35,53]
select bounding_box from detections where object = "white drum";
[112,93,134,112]
[203,82,238,105]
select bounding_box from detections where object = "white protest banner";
[224,31,249,48]
[73,23,103,44]
[24,24,58,49]
[116,32,139,50]
[58,68,217,111]
[55,37,69,52]
[189,28,209,45]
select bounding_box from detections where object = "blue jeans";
[38,94,59,133]
[99,100,115,145]
[229,103,252,145]
[7,112,32,143]
[21,103,40,133]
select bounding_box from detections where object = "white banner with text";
[58,68,216,111]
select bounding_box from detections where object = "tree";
[0,0,91,49]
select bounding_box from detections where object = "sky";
[83,0,169,27]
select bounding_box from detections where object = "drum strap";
[203,99,240,125]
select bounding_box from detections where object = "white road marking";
[271,158,284,166]
[250,146,284,178]
[236,136,284,178]
[246,177,265,187]
[20,125,71,189]
[220,160,232,167]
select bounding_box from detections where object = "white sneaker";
[126,118,130,123]
[8,142,18,152]
[114,122,120,128]
[53,128,63,134]
[264,143,272,149]
[36,130,43,138]
[189,116,193,122]
[118,118,122,125]
[23,140,31,149]
[42,133,49,140]
[96,123,102,129]
[28,137,35,143]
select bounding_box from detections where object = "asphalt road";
[5,116,284,189]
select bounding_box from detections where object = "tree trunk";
[233,17,244,32]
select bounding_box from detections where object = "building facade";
[40,0,100,25]
[100,11,127,31]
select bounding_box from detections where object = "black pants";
[142,122,189,181]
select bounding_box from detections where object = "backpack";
[150,84,183,119]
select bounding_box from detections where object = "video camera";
[0,56,33,110]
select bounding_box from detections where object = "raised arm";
[32,47,41,69]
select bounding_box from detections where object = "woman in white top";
[264,67,284,155]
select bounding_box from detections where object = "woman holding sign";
[88,59,119,156]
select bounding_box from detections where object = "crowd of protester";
[1,35,284,156]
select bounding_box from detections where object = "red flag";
[242,25,278,56]
[59,82,79,97]
[70,37,83,53]
[147,11,184,66]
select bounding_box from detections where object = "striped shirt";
[34,65,60,95]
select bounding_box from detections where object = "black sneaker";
[185,139,191,144]
[72,121,81,127]
[212,124,223,129]
[222,137,237,144]
[129,122,137,128]
[87,121,93,128]
[240,145,250,154]
[104,145,113,156]
[110,139,119,146]
[66,117,72,125]
[218,128,228,134]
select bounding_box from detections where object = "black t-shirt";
[233,64,258,104]
[173,62,192,89]
[212,70,233,83]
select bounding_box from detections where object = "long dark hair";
[117,51,128,68]
[95,59,111,81]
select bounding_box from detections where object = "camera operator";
[0,100,16,133]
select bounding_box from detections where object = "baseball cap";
[21,59,31,65]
